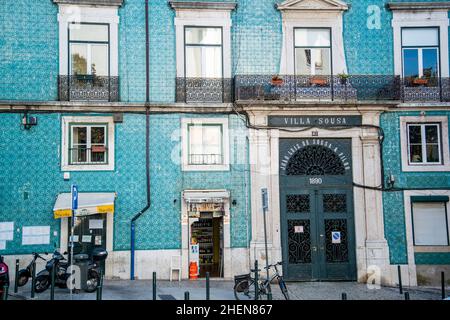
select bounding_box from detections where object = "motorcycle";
[34,248,107,293]
[0,255,9,298]
[17,252,48,287]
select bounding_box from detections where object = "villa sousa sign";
[268,116,362,127]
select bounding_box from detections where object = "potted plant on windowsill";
[271,75,284,86]
[412,77,428,85]
[310,76,328,86]
[337,73,350,85]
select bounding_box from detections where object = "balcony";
[176,78,234,103]
[189,154,223,165]
[235,75,450,103]
[58,75,119,102]
[69,146,108,165]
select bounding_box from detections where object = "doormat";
[158,294,177,300]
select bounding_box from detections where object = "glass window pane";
[185,28,222,45]
[71,44,88,75]
[189,126,204,154]
[202,126,221,155]
[91,127,105,144]
[402,28,439,47]
[186,46,222,78]
[409,145,423,163]
[413,203,448,245]
[91,44,108,76]
[72,126,87,145]
[295,48,330,75]
[422,49,438,78]
[295,28,331,47]
[403,49,419,78]
[408,125,422,144]
[69,24,109,42]
[425,125,439,143]
[426,144,440,163]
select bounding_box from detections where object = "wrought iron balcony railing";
[69,147,108,165]
[176,77,234,103]
[234,75,450,103]
[58,75,119,102]
[188,154,223,165]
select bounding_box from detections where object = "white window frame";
[181,118,230,171]
[392,10,449,77]
[69,124,108,165]
[400,116,450,172]
[62,116,115,171]
[172,5,233,79]
[57,4,119,77]
[406,123,442,165]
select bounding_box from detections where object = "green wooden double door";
[279,138,357,281]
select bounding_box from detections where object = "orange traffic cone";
[189,262,198,280]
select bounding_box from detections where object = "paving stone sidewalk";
[6,279,448,301]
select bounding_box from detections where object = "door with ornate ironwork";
[279,138,357,281]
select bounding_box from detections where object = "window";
[188,124,223,165]
[402,27,440,80]
[61,116,115,171]
[70,124,108,165]
[407,123,441,165]
[185,27,222,78]
[412,202,449,246]
[294,28,331,75]
[181,118,229,171]
[69,23,110,76]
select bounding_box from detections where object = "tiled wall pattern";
[0,113,251,254]
[381,111,450,265]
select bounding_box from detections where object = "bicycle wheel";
[278,279,290,300]
[234,279,257,300]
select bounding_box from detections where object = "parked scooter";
[17,252,48,287]
[34,250,69,293]
[0,255,9,298]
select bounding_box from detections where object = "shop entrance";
[68,214,107,255]
[188,203,225,278]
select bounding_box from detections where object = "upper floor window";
[402,27,440,80]
[188,124,223,165]
[185,27,223,78]
[407,123,441,165]
[69,23,110,77]
[294,28,331,76]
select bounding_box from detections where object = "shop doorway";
[189,205,225,278]
[68,214,107,256]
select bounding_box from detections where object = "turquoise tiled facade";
[1,0,450,280]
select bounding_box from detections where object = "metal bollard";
[342,292,347,300]
[397,265,403,295]
[442,272,446,300]
[30,261,36,299]
[50,264,56,301]
[2,284,8,300]
[152,272,157,301]
[96,271,103,301]
[254,260,259,301]
[184,291,189,300]
[404,292,410,300]
[14,259,19,294]
[206,272,210,300]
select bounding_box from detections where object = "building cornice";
[387,2,450,11]
[52,0,124,7]
[276,0,348,11]
[169,1,237,11]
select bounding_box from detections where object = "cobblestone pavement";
[6,279,447,301]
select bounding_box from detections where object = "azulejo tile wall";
[0,113,250,254]
[381,111,450,265]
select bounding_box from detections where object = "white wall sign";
[22,226,51,245]
[0,222,14,241]
[294,226,304,233]
[89,219,104,230]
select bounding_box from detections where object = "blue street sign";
[71,185,78,211]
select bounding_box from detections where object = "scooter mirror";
[63,251,68,255]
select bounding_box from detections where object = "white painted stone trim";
[61,116,115,171]
[181,117,230,171]
[57,4,120,76]
[279,4,348,75]
[173,9,233,78]
[399,116,450,172]
[392,10,449,77]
